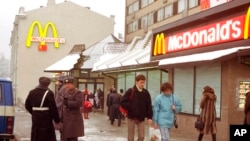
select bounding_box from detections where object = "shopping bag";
[149,127,161,141]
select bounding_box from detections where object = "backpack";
[119,87,135,117]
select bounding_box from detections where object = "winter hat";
[57,75,66,83]
[64,77,74,84]
[39,77,51,87]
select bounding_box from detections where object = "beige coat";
[199,92,217,134]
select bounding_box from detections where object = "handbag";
[172,94,178,128]
[195,115,204,130]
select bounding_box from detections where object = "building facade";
[9,0,115,103]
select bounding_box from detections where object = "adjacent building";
[9,0,115,103]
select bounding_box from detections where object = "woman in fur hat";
[197,86,217,141]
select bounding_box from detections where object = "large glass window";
[165,4,173,18]
[157,8,165,22]
[189,0,199,9]
[128,23,133,33]
[141,0,154,8]
[195,63,221,118]
[125,72,136,90]
[178,0,185,13]
[174,63,221,118]
[148,70,161,104]
[117,73,126,93]
[174,67,194,114]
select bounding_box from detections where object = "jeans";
[159,127,170,141]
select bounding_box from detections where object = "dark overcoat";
[108,93,121,120]
[60,87,84,139]
[25,86,60,141]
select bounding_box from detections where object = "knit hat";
[39,77,51,87]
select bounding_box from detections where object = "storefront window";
[174,67,194,114]
[174,63,222,118]
[148,70,161,104]
[237,80,250,110]
[125,72,136,90]
[161,71,168,83]
[195,63,221,118]
[117,73,126,92]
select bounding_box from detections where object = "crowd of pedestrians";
[25,73,244,141]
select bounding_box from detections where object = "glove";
[63,97,68,107]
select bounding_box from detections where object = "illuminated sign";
[26,21,65,51]
[200,0,231,11]
[153,7,250,56]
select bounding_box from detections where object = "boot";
[212,134,216,141]
[198,133,203,141]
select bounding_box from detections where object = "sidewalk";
[14,106,202,141]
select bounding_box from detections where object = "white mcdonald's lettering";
[167,15,245,52]
[31,37,66,43]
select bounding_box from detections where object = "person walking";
[82,88,92,119]
[244,90,250,125]
[197,86,217,141]
[106,88,113,119]
[153,82,182,141]
[56,77,84,141]
[120,74,153,141]
[108,88,122,126]
[25,77,60,141]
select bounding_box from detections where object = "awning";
[159,46,250,68]
[44,54,81,72]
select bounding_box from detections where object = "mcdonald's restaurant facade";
[151,1,250,140]
[9,1,115,104]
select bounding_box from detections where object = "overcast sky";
[0,0,125,59]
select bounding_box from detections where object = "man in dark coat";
[120,74,153,141]
[25,76,60,141]
[108,89,122,126]
[56,77,84,141]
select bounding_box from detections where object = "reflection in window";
[165,4,173,18]
[189,0,199,9]
[157,8,165,22]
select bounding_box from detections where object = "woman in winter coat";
[82,88,92,119]
[198,86,217,141]
[244,91,250,125]
[153,82,182,141]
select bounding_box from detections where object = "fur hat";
[39,77,51,87]
[64,77,74,84]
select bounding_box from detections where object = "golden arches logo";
[26,21,65,51]
[244,7,250,39]
[153,33,166,56]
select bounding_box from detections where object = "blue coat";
[153,94,182,128]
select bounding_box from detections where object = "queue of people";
[27,74,249,141]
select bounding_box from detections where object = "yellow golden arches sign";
[26,21,65,51]
[153,33,166,56]
[244,7,250,40]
